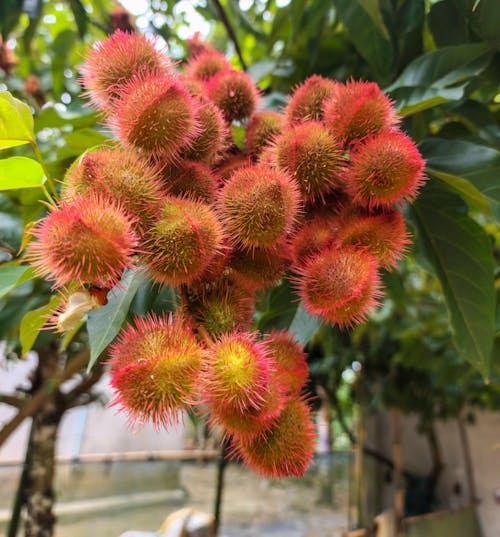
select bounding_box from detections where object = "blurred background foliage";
[0,0,499,457]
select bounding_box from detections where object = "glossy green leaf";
[0,264,35,300]
[420,138,500,214]
[428,0,469,47]
[391,86,464,116]
[412,182,496,378]
[289,303,321,346]
[20,295,63,356]
[0,157,45,191]
[67,0,88,38]
[334,0,394,82]
[86,269,145,370]
[34,105,99,132]
[0,92,35,149]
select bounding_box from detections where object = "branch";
[61,362,104,405]
[0,394,26,409]
[210,0,247,71]
[0,350,90,449]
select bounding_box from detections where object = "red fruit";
[162,160,219,204]
[229,243,288,291]
[297,245,382,327]
[273,121,344,202]
[219,165,301,249]
[285,75,337,125]
[263,331,309,395]
[215,153,251,181]
[80,30,169,111]
[347,131,426,208]
[180,277,255,337]
[27,194,137,288]
[246,111,284,159]
[290,217,338,267]
[337,210,409,269]
[143,196,224,285]
[183,98,228,164]
[231,397,316,478]
[112,72,198,162]
[63,146,165,232]
[202,332,273,414]
[109,313,204,428]
[186,49,231,81]
[206,69,259,122]
[323,80,399,146]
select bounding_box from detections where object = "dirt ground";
[54,461,348,537]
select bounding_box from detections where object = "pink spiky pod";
[186,33,216,58]
[80,30,170,112]
[27,193,137,289]
[111,72,199,162]
[246,111,284,159]
[337,209,410,269]
[209,372,287,440]
[262,331,309,395]
[297,244,382,328]
[290,216,338,268]
[218,164,301,249]
[205,69,259,122]
[108,313,204,429]
[201,332,274,415]
[323,80,399,147]
[215,153,251,181]
[180,276,255,337]
[346,130,426,209]
[186,48,232,81]
[142,195,224,286]
[272,121,345,202]
[229,242,289,291]
[63,145,165,233]
[231,396,316,478]
[161,160,220,204]
[182,98,229,164]
[180,75,205,97]
[285,75,337,126]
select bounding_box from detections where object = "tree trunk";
[392,408,404,537]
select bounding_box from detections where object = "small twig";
[0,394,26,409]
[211,0,247,71]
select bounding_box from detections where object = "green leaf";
[288,303,321,346]
[0,0,23,41]
[0,157,45,191]
[22,0,44,51]
[35,105,99,132]
[412,182,496,377]
[334,0,394,82]
[86,269,145,370]
[67,0,88,38]
[20,295,63,356]
[57,128,109,160]
[391,86,465,116]
[428,0,469,47]
[388,43,492,90]
[0,92,35,149]
[0,264,35,300]
[420,138,500,214]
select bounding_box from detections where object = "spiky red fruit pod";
[215,153,251,181]
[219,165,301,249]
[210,375,287,440]
[290,216,337,267]
[231,397,316,478]
[229,243,288,291]
[202,332,274,414]
[246,111,284,159]
[346,130,425,208]
[63,146,165,232]
[109,313,204,428]
[143,196,223,285]
[297,245,382,327]
[186,49,231,81]
[112,72,198,162]
[263,331,309,395]
[80,30,169,111]
[180,277,255,337]
[183,98,228,164]
[273,121,344,202]
[205,69,259,122]
[162,161,219,204]
[27,194,137,288]
[323,80,398,147]
[285,75,337,125]
[337,210,409,269]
